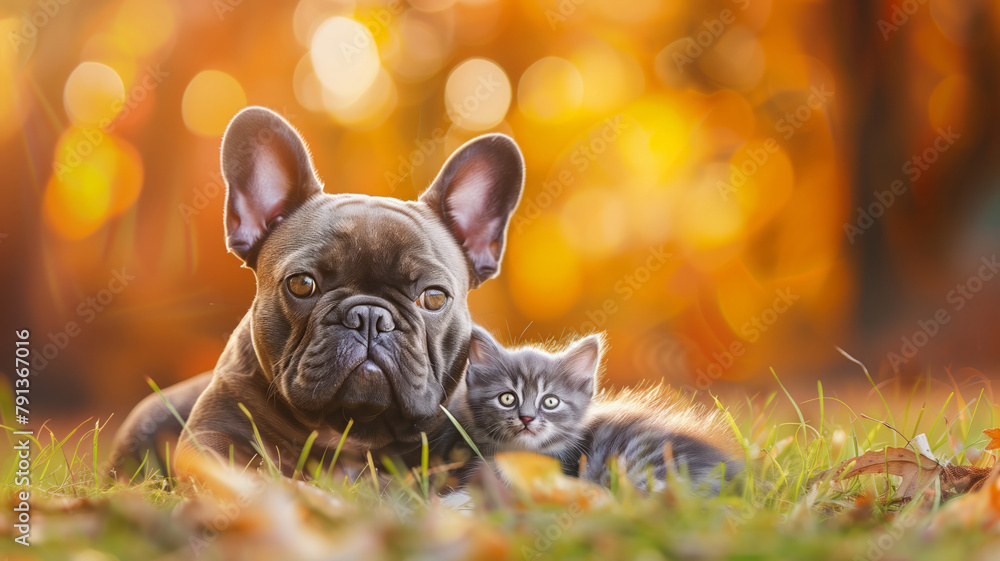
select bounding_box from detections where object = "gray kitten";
[446,326,742,494]
[444,326,600,466]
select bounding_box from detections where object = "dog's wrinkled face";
[219,107,524,448]
[252,197,472,446]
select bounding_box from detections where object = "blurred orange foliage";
[2,0,1000,426]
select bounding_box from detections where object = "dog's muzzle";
[335,302,395,418]
[337,360,392,419]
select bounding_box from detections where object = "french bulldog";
[109,106,524,476]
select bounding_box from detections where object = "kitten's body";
[577,385,743,494]
[445,327,742,494]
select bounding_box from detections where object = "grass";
[2,370,999,561]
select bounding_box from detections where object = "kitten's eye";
[542,395,560,409]
[498,392,516,407]
[416,288,448,311]
[286,274,316,298]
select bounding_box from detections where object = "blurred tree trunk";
[831,1,909,342]
[832,0,1000,368]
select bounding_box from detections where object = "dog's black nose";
[343,304,395,342]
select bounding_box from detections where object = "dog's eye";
[286,274,316,298]
[498,392,516,407]
[542,395,560,409]
[416,288,448,311]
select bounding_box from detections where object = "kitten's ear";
[466,326,503,385]
[562,333,604,396]
[419,134,525,288]
[221,106,323,267]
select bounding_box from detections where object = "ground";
[2,371,999,561]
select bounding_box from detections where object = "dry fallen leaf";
[834,446,994,503]
[944,464,995,494]
[836,447,944,501]
[493,452,610,510]
[169,446,363,561]
[928,462,1000,534]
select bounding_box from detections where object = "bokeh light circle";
[389,16,449,82]
[699,27,766,90]
[293,54,326,112]
[322,67,398,130]
[63,62,125,128]
[112,0,176,57]
[571,43,644,113]
[44,130,144,240]
[182,70,247,137]
[676,167,745,252]
[293,0,356,47]
[311,16,380,105]
[444,58,511,131]
[517,57,584,123]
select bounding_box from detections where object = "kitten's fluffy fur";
[446,326,742,493]
[580,385,743,494]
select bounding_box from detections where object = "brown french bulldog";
[109,106,524,476]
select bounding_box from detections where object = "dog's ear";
[221,106,323,267]
[420,134,525,288]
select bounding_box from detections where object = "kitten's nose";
[520,416,534,425]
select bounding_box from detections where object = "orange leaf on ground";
[493,452,610,510]
[984,428,1000,451]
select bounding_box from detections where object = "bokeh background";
[2,0,1000,429]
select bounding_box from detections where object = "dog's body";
[110,107,524,476]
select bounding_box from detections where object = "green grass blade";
[164,441,172,484]
[129,451,151,484]
[147,377,208,456]
[329,418,354,476]
[237,402,279,475]
[380,455,424,504]
[439,405,484,461]
[771,369,805,429]
[313,445,329,482]
[295,430,319,479]
[420,432,430,500]
[838,347,895,429]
